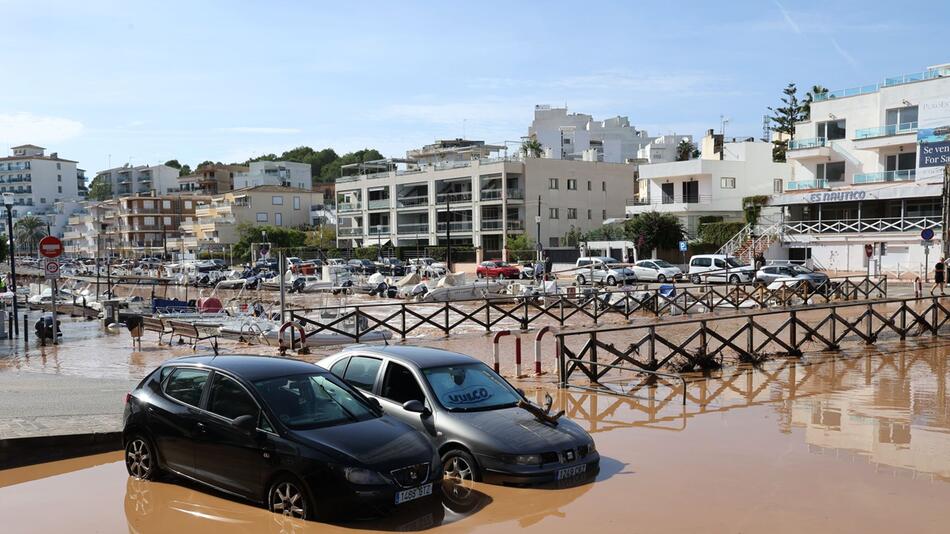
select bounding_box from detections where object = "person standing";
[932,257,946,296]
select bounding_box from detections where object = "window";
[661,183,674,203]
[682,181,699,203]
[549,178,559,190]
[275,212,282,226]
[163,216,172,225]
[162,200,171,209]
[185,200,192,209]
[56,162,61,170]
[381,362,425,405]
[774,179,784,193]
[563,137,572,145]
[714,259,727,269]
[144,217,155,226]
[886,152,916,171]
[587,209,592,219]
[549,237,560,247]
[602,182,606,192]
[692,257,712,267]
[57,174,61,182]
[40,197,46,204]
[567,179,577,190]
[343,356,382,391]
[293,196,300,210]
[886,106,918,128]
[602,209,607,219]
[329,357,350,377]
[587,180,592,191]
[256,212,268,222]
[817,162,846,182]
[57,186,62,193]
[549,207,559,219]
[720,177,736,189]
[143,200,154,209]
[163,368,210,407]
[817,119,846,140]
[272,196,283,205]
[208,374,258,420]
[567,208,577,219]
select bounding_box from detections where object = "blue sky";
[2,0,948,173]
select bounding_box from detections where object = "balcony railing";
[506,189,525,200]
[788,137,827,150]
[338,227,363,237]
[367,199,391,210]
[784,179,829,191]
[855,122,918,139]
[507,220,525,231]
[367,225,390,235]
[337,202,361,212]
[784,216,941,234]
[853,169,916,184]
[481,219,503,230]
[814,67,950,102]
[436,221,473,232]
[397,223,429,234]
[396,196,428,208]
[436,191,473,203]
[481,189,503,201]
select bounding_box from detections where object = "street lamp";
[3,193,18,335]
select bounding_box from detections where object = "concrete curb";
[0,431,122,470]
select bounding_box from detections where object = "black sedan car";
[123,355,441,521]
[318,346,599,485]
[347,258,377,275]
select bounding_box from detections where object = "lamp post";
[3,193,18,335]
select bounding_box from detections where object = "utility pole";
[536,194,542,262]
[444,197,452,273]
[943,164,950,259]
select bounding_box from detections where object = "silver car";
[317,346,599,486]
[755,264,829,289]
[574,257,637,286]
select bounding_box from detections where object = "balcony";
[480,189,503,201]
[338,227,363,237]
[480,219,503,231]
[506,189,524,200]
[435,221,473,233]
[396,196,428,208]
[813,66,950,102]
[853,122,919,150]
[368,225,390,235]
[853,169,916,184]
[337,202,361,212]
[784,216,940,234]
[507,220,525,231]
[788,137,827,150]
[435,191,472,203]
[397,223,429,234]
[784,179,829,191]
[855,122,918,139]
[367,199,391,210]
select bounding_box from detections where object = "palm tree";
[520,137,543,158]
[676,139,696,161]
[802,84,828,121]
[14,215,48,256]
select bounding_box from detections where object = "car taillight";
[124,393,132,404]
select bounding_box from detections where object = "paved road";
[0,371,136,439]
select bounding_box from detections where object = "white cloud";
[830,38,858,69]
[773,0,801,34]
[219,127,302,134]
[0,112,84,144]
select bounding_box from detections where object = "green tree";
[179,164,192,176]
[563,226,582,247]
[623,212,686,257]
[520,137,543,158]
[232,223,307,261]
[318,149,385,183]
[768,83,806,163]
[305,226,336,249]
[0,234,7,263]
[801,84,828,121]
[676,139,696,161]
[505,234,536,261]
[164,159,181,169]
[581,223,626,241]
[87,176,113,201]
[14,215,48,255]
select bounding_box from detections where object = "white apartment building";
[0,144,82,220]
[628,131,791,236]
[528,105,657,163]
[234,161,311,191]
[335,142,635,256]
[636,134,696,164]
[93,163,180,198]
[770,62,950,272]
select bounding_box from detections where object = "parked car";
[574,257,637,286]
[327,258,346,266]
[631,259,683,282]
[475,260,521,279]
[347,258,377,275]
[318,346,599,485]
[409,257,447,276]
[755,264,829,289]
[375,258,406,277]
[517,261,536,279]
[687,254,755,284]
[122,355,441,521]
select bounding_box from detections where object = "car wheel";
[576,274,586,286]
[657,274,666,283]
[476,271,483,279]
[729,274,740,284]
[268,476,314,520]
[690,274,702,285]
[442,449,482,482]
[125,435,159,480]
[606,275,616,286]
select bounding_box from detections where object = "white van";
[688,254,754,284]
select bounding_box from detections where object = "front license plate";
[395,483,433,504]
[556,464,587,480]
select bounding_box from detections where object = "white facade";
[234,161,312,191]
[94,163,179,198]
[636,134,695,164]
[629,133,791,236]
[528,106,657,163]
[772,63,950,274]
[0,144,82,221]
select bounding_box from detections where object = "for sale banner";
[917,97,950,181]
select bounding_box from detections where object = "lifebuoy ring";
[278,321,309,354]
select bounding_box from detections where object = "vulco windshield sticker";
[446,386,491,405]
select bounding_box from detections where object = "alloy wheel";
[126,438,152,479]
[444,456,474,481]
[270,481,307,519]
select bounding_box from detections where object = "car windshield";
[725,258,746,268]
[253,373,377,430]
[423,363,521,412]
[790,265,814,274]
[495,261,510,267]
[653,260,674,268]
[602,258,618,265]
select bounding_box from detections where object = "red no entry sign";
[39,235,63,258]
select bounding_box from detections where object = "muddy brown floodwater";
[4,336,950,533]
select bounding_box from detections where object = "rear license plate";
[395,483,433,504]
[557,464,587,480]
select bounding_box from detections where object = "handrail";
[562,360,687,405]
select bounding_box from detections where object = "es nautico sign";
[806,190,867,203]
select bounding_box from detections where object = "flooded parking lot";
[3,338,950,533]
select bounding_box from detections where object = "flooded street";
[3,339,950,533]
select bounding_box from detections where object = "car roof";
[337,345,478,369]
[168,354,324,382]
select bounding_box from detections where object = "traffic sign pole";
[38,237,63,346]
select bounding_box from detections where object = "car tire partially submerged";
[125,435,159,480]
[268,476,315,520]
[442,449,481,483]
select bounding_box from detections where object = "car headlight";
[344,467,387,485]
[505,454,542,465]
[588,441,597,453]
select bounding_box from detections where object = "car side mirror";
[402,399,430,416]
[232,414,257,436]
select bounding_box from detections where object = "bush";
[697,222,746,247]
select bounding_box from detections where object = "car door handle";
[196,422,206,432]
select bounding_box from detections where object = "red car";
[476,260,521,279]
